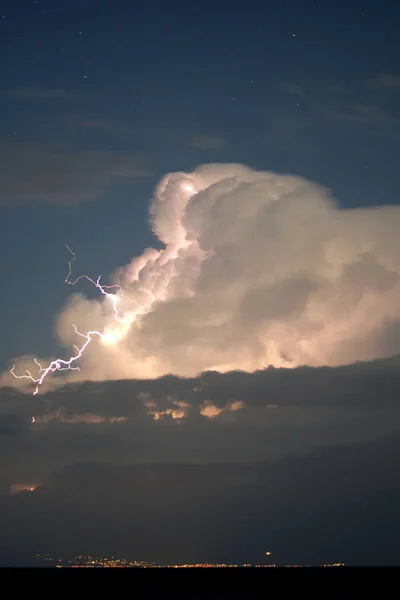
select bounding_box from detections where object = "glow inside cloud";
[4,163,400,391]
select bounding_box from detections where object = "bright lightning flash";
[11,247,141,395]
[182,183,196,195]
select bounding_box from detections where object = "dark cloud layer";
[1,355,400,484]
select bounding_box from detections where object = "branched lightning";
[11,328,102,395]
[11,246,141,395]
[65,245,144,318]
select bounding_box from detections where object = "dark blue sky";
[1,0,399,369]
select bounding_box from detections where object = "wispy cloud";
[279,80,349,97]
[279,82,304,96]
[69,118,114,129]
[190,134,225,150]
[8,88,76,100]
[67,116,141,137]
[0,142,150,206]
[325,84,350,95]
[367,74,400,90]
[319,104,399,126]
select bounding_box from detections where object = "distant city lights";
[39,554,344,568]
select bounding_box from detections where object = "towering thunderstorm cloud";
[3,163,400,392]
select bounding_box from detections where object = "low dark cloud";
[1,355,400,484]
[0,142,149,205]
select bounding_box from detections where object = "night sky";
[1,0,400,566]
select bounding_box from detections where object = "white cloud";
[3,163,400,393]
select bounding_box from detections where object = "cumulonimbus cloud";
[3,163,400,392]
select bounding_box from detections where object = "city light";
[41,554,344,568]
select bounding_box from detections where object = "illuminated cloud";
[3,163,400,392]
[200,400,245,419]
[141,393,190,422]
[10,484,37,495]
[34,411,127,425]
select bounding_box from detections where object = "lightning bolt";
[65,245,144,318]
[11,327,102,395]
[11,246,142,395]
